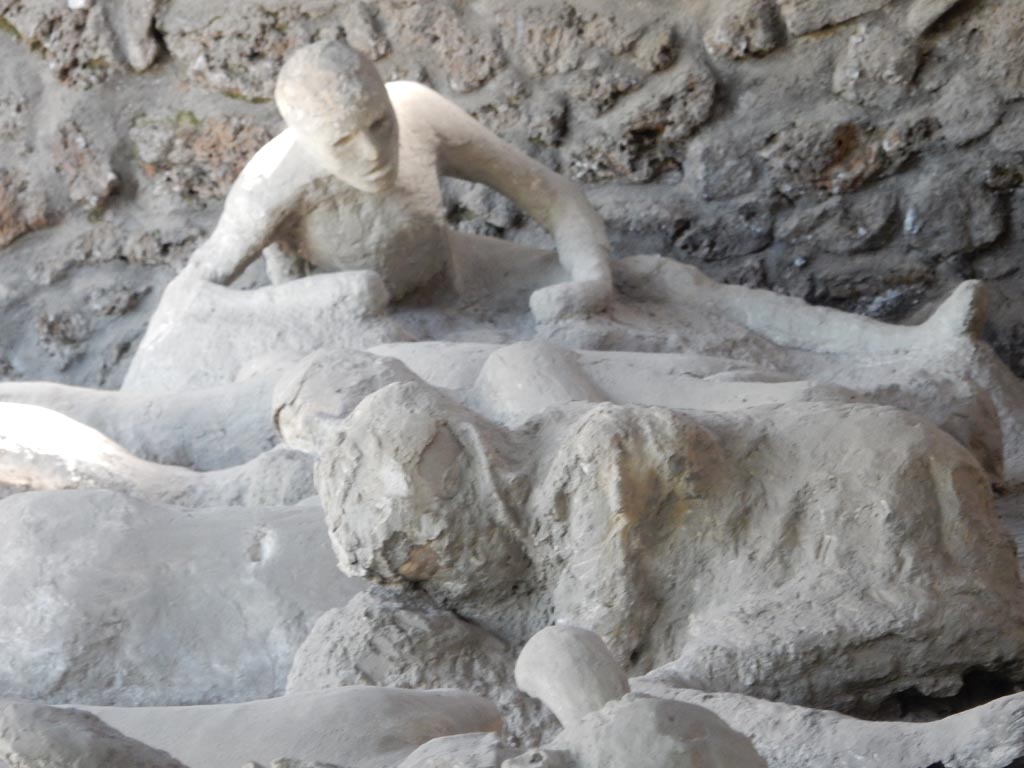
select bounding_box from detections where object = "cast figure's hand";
[529,279,612,324]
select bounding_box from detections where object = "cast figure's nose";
[355,132,380,164]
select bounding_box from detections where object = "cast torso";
[276,98,450,300]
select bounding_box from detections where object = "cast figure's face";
[293,90,399,193]
[276,44,400,193]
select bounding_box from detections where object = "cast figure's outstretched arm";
[183,134,304,285]
[392,82,613,321]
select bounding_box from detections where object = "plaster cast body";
[284,344,1024,722]
[0,489,360,706]
[0,700,188,768]
[0,402,314,506]
[490,625,1024,768]
[183,41,613,321]
[508,626,768,768]
[0,376,277,470]
[83,687,502,768]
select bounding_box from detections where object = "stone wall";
[0,0,1022,385]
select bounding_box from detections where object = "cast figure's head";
[275,40,399,193]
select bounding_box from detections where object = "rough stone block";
[704,0,782,59]
[779,0,891,36]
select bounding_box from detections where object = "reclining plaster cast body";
[181,40,613,322]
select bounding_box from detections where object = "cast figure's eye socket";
[334,134,354,147]
[369,116,389,132]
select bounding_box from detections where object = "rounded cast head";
[515,625,629,727]
[275,40,399,192]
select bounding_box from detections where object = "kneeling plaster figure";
[181,40,612,323]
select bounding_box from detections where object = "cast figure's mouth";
[364,164,392,181]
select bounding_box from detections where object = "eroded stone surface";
[966,2,1024,101]
[902,172,1004,256]
[778,0,892,37]
[759,114,895,196]
[131,112,277,206]
[703,0,781,60]
[55,120,119,209]
[0,168,47,247]
[0,1,120,86]
[777,188,898,253]
[687,136,763,201]
[930,73,1004,146]
[567,54,715,183]
[832,24,919,110]
[905,0,964,36]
